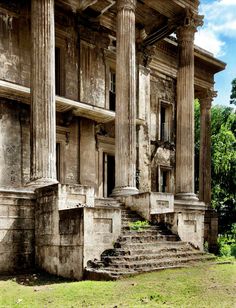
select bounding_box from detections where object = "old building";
[0,0,225,279]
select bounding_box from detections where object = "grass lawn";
[0,263,235,308]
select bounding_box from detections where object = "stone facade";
[0,0,225,278]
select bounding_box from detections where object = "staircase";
[85,207,215,280]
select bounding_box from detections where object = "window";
[55,47,61,95]
[109,70,116,111]
[103,153,115,197]
[56,142,61,182]
[157,167,172,193]
[55,46,65,96]
[159,101,173,142]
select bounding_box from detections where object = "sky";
[194,0,236,106]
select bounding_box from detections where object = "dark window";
[107,155,115,197]
[103,153,115,197]
[159,168,171,193]
[160,103,172,142]
[109,71,116,111]
[56,143,61,181]
[55,47,61,95]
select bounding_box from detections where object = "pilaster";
[175,11,203,200]
[112,0,138,196]
[30,0,57,186]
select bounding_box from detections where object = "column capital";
[177,9,203,42]
[199,89,217,110]
[137,45,156,68]
[117,0,136,12]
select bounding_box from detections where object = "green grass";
[0,263,235,307]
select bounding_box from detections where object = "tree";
[195,103,236,234]
[230,78,236,105]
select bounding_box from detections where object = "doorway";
[103,153,115,197]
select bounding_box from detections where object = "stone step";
[102,254,215,270]
[117,233,179,244]
[121,217,144,223]
[102,250,206,264]
[113,246,192,256]
[121,229,163,236]
[85,255,215,280]
[114,240,186,249]
[85,264,188,281]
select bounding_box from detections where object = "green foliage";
[230,78,236,105]
[194,102,236,234]
[211,107,236,234]
[218,235,236,258]
[129,220,150,230]
[219,243,231,257]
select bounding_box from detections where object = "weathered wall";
[0,5,31,87]
[80,40,106,107]
[83,207,121,266]
[0,189,35,273]
[56,118,80,185]
[0,101,80,188]
[79,118,98,192]
[35,184,84,280]
[0,5,78,100]
[158,200,206,250]
[0,101,23,187]
[137,65,151,192]
[150,74,176,192]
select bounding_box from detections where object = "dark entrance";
[103,153,115,197]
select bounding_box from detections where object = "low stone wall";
[164,200,206,250]
[0,189,35,273]
[83,207,121,266]
[35,184,84,280]
[123,192,174,221]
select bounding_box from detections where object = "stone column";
[199,90,218,253]
[30,0,57,185]
[175,12,202,200]
[199,89,216,205]
[112,0,138,196]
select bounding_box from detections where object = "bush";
[219,244,231,257]
[218,234,236,258]
[129,220,150,231]
[231,244,236,257]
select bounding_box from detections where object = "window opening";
[109,71,116,111]
[55,47,61,96]
[56,143,61,182]
[160,105,170,141]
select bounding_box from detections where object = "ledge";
[0,79,115,123]
[174,199,206,211]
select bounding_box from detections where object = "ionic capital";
[117,0,136,12]
[199,89,217,110]
[177,9,203,43]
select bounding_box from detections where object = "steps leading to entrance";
[85,207,215,280]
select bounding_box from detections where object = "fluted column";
[112,0,138,196]
[175,12,202,200]
[30,0,57,185]
[199,90,216,205]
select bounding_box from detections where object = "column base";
[26,178,58,189]
[175,192,198,201]
[111,186,139,197]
